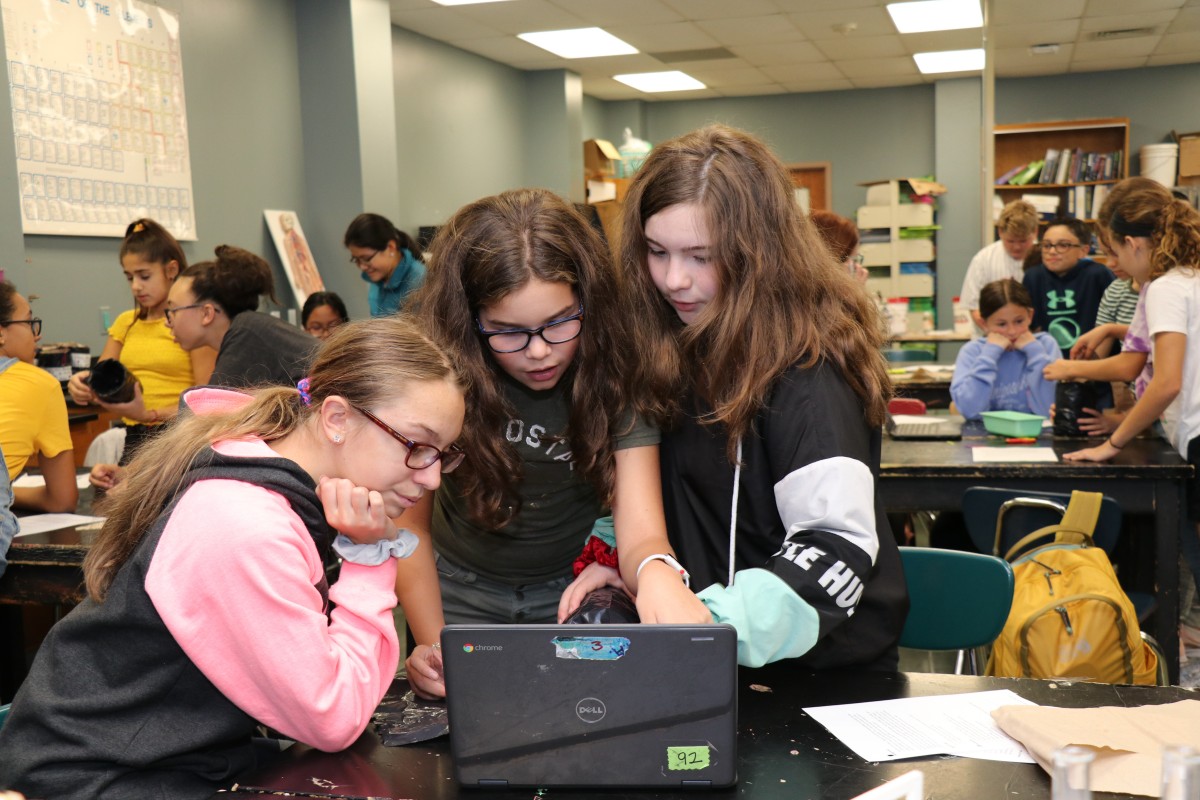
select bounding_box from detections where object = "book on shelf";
[1009,160,1044,186]
[998,148,1123,187]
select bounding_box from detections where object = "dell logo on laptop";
[575,697,606,723]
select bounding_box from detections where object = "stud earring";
[333,433,343,444]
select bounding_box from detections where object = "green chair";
[0,702,9,730]
[898,546,1014,675]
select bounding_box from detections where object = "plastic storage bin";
[980,411,1044,437]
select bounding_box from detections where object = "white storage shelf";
[856,180,938,300]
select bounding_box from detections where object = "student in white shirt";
[960,200,1039,330]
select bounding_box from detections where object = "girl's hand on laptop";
[406,644,445,699]
[635,568,712,624]
[557,563,627,622]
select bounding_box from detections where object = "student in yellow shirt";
[0,282,76,513]
[67,219,216,463]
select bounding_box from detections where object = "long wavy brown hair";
[619,124,891,460]
[1107,179,1200,282]
[83,316,463,601]
[406,188,633,530]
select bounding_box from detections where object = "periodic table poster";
[1,0,196,238]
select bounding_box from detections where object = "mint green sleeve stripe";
[697,568,820,668]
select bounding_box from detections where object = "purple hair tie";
[297,377,313,406]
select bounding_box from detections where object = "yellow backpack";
[984,491,1158,684]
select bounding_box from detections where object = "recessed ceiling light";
[913,48,985,74]
[431,0,514,6]
[613,71,706,93]
[887,0,982,33]
[517,27,637,59]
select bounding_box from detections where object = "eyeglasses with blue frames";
[352,404,466,473]
[0,317,42,336]
[475,304,584,354]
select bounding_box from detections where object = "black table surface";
[215,664,1200,800]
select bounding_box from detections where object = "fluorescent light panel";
[517,27,637,59]
[913,48,985,74]
[887,0,982,33]
[613,71,706,93]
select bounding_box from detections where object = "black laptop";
[441,623,739,789]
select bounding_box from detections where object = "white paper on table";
[803,689,1037,763]
[16,513,105,536]
[972,446,1058,463]
[13,473,90,489]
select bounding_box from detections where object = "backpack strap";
[1002,490,1102,561]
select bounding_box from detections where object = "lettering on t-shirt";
[504,417,575,467]
[774,542,862,615]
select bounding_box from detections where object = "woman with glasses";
[0,317,466,799]
[344,213,426,317]
[0,281,76,513]
[395,188,661,697]
[67,219,216,463]
[300,291,349,340]
[164,245,317,389]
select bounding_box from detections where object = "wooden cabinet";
[994,117,1129,223]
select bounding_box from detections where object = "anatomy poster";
[2,0,196,238]
[264,209,324,306]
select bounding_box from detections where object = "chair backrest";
[898,546,1014,651]
[888,397,927,415]
[0,702,10,730]
[962,487,1122,558]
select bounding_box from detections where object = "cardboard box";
[585,177,630,205]
[1178,131,1200,178]
[584,139,622,179]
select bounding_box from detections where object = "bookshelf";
[994,117,1129,223]
[856,178,941,300]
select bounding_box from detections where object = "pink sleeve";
[145,479,400,751]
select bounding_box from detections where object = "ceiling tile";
[760,61,847,83]
[453,0,587,35]
[993,44,1074,71]
[659,0,781,21]
[789,6,897,39]
[772,0,882,11]
[834,55,919,79]
[548,0,684,26]
[387,0,429,11]
[1153,29,1200,52]
[641,87,723,101]
[1073,35,1161,61]
[667,63,771,86]
[1068,56,1150,73]
[849,74,928,89]
[729,40,829,66]
[693,14,805,46]
[563,53,671,74]
[606,21,720,51]
[1083,0,1183,15]
[1166,7,1200,30]
[779,78,857,93]
[579,75,642,99]
[996,61,1072,77]
[991,21,1080,49]
[1146,51,1200,66]
[991,0,1086,26]
[1079,11,1178,32]
[813,34,907,60]
[391,8,505,41]
[716,84,790,97]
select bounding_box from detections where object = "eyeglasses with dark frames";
[164,303,206,326]
[305,319,345,335]
[348,250,380,268]
[352,405,465,473]
[475,304,585,354]
[0,317,42,337]
[1040,240,1084,253]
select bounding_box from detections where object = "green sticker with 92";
[667,746,710,770]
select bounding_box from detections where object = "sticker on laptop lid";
[551,636,630,660]
[667,745,711,771]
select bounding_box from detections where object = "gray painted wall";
[636,85,937,221]
[934,77,983,346]
[1,0,308,352]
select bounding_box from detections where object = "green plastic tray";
[980,410,1044,437]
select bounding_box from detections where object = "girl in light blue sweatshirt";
[951,278,1059,420]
